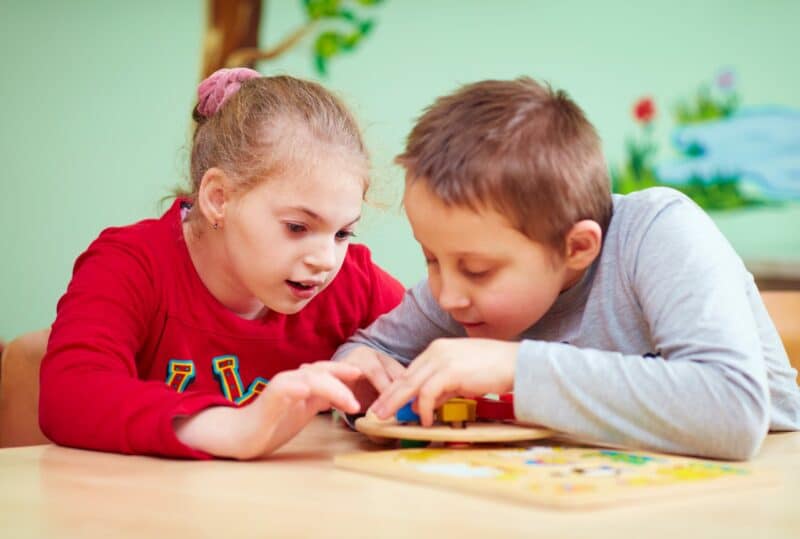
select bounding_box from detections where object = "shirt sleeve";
[514,194,770,460]
[39,232,234,459]
[334,280,463,364]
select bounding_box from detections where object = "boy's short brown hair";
[396,77,612,254]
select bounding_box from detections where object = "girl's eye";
[335,230,356,241]
[286,223,307,234]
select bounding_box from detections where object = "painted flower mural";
[633,97,656,124]
[613,70,800,210]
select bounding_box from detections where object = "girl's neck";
[182,219,267,320]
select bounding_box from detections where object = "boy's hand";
[370,338,519,426]
[336,346,406,411]
[174,361,361,459]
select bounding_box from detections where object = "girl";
[39,68,404,459]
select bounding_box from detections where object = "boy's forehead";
[405,181,533,257]
[404,179,504,224]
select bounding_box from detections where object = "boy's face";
[403,180,579,340]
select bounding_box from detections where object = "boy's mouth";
[456,319,485,328]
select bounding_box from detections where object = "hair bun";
[196,67,261,119]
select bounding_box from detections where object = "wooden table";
[1,416,799,538]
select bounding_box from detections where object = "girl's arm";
[40,232,233,458]
[174,362,360,459]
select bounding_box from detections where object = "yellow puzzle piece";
[436,398,477,426]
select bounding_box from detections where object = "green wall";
[2,0,799,340]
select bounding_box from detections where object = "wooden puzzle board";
[335,445,775,510]
[355,414,556,443]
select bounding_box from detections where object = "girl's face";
[219,149,365,316]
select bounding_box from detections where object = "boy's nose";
[437,279,470,312]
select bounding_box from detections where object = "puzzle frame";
[335,445,774,509]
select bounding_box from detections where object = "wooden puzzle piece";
[395,395,515,427]
[437,398,477,427]
[396,401,420,423]
[475,394,515,421]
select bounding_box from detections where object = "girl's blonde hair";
[183,71,369,205]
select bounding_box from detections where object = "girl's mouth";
[286,280,319,299]
[287,280,313,290]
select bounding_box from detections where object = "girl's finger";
[302,370,360,414]
[304,360,363,381]
[266,372,312,401]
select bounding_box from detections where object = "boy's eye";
[286,223,307,234]
[335,230,356,241]
[462,268,491,279]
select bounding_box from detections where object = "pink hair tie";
[196,67,261,118]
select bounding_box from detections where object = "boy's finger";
[368,379,410,419]
[371,361,436,419]
[379,354,407,381]
[416,372,453,426]
[434,391,459,410]
[360,359,392,392]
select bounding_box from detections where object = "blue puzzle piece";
[396,400,420,423]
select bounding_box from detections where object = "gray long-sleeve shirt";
[334,187,800,460]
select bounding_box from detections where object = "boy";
[335,77,800,460]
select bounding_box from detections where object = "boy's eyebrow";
[287,206,361,227]
[417,241,493,260]
[453,248,504,262]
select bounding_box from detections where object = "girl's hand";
[370,338,519,426]
[336,346,406,412]
[174,361,361,459]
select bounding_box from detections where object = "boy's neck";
[560,267,587,293]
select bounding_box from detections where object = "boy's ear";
[564,220,602,270]
[196,167,230,228]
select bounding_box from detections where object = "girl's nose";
[304,238,337,272]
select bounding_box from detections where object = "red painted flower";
[632,97,656,123]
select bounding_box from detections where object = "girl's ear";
[563,220,602,271]
[196,167,230,229]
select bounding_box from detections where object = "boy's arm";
[333,280,463,365]
[515,194,771,460]
[333,280,461,421]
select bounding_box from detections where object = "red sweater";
[39,200,404,458]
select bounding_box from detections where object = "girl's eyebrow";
[286,206,361,227]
